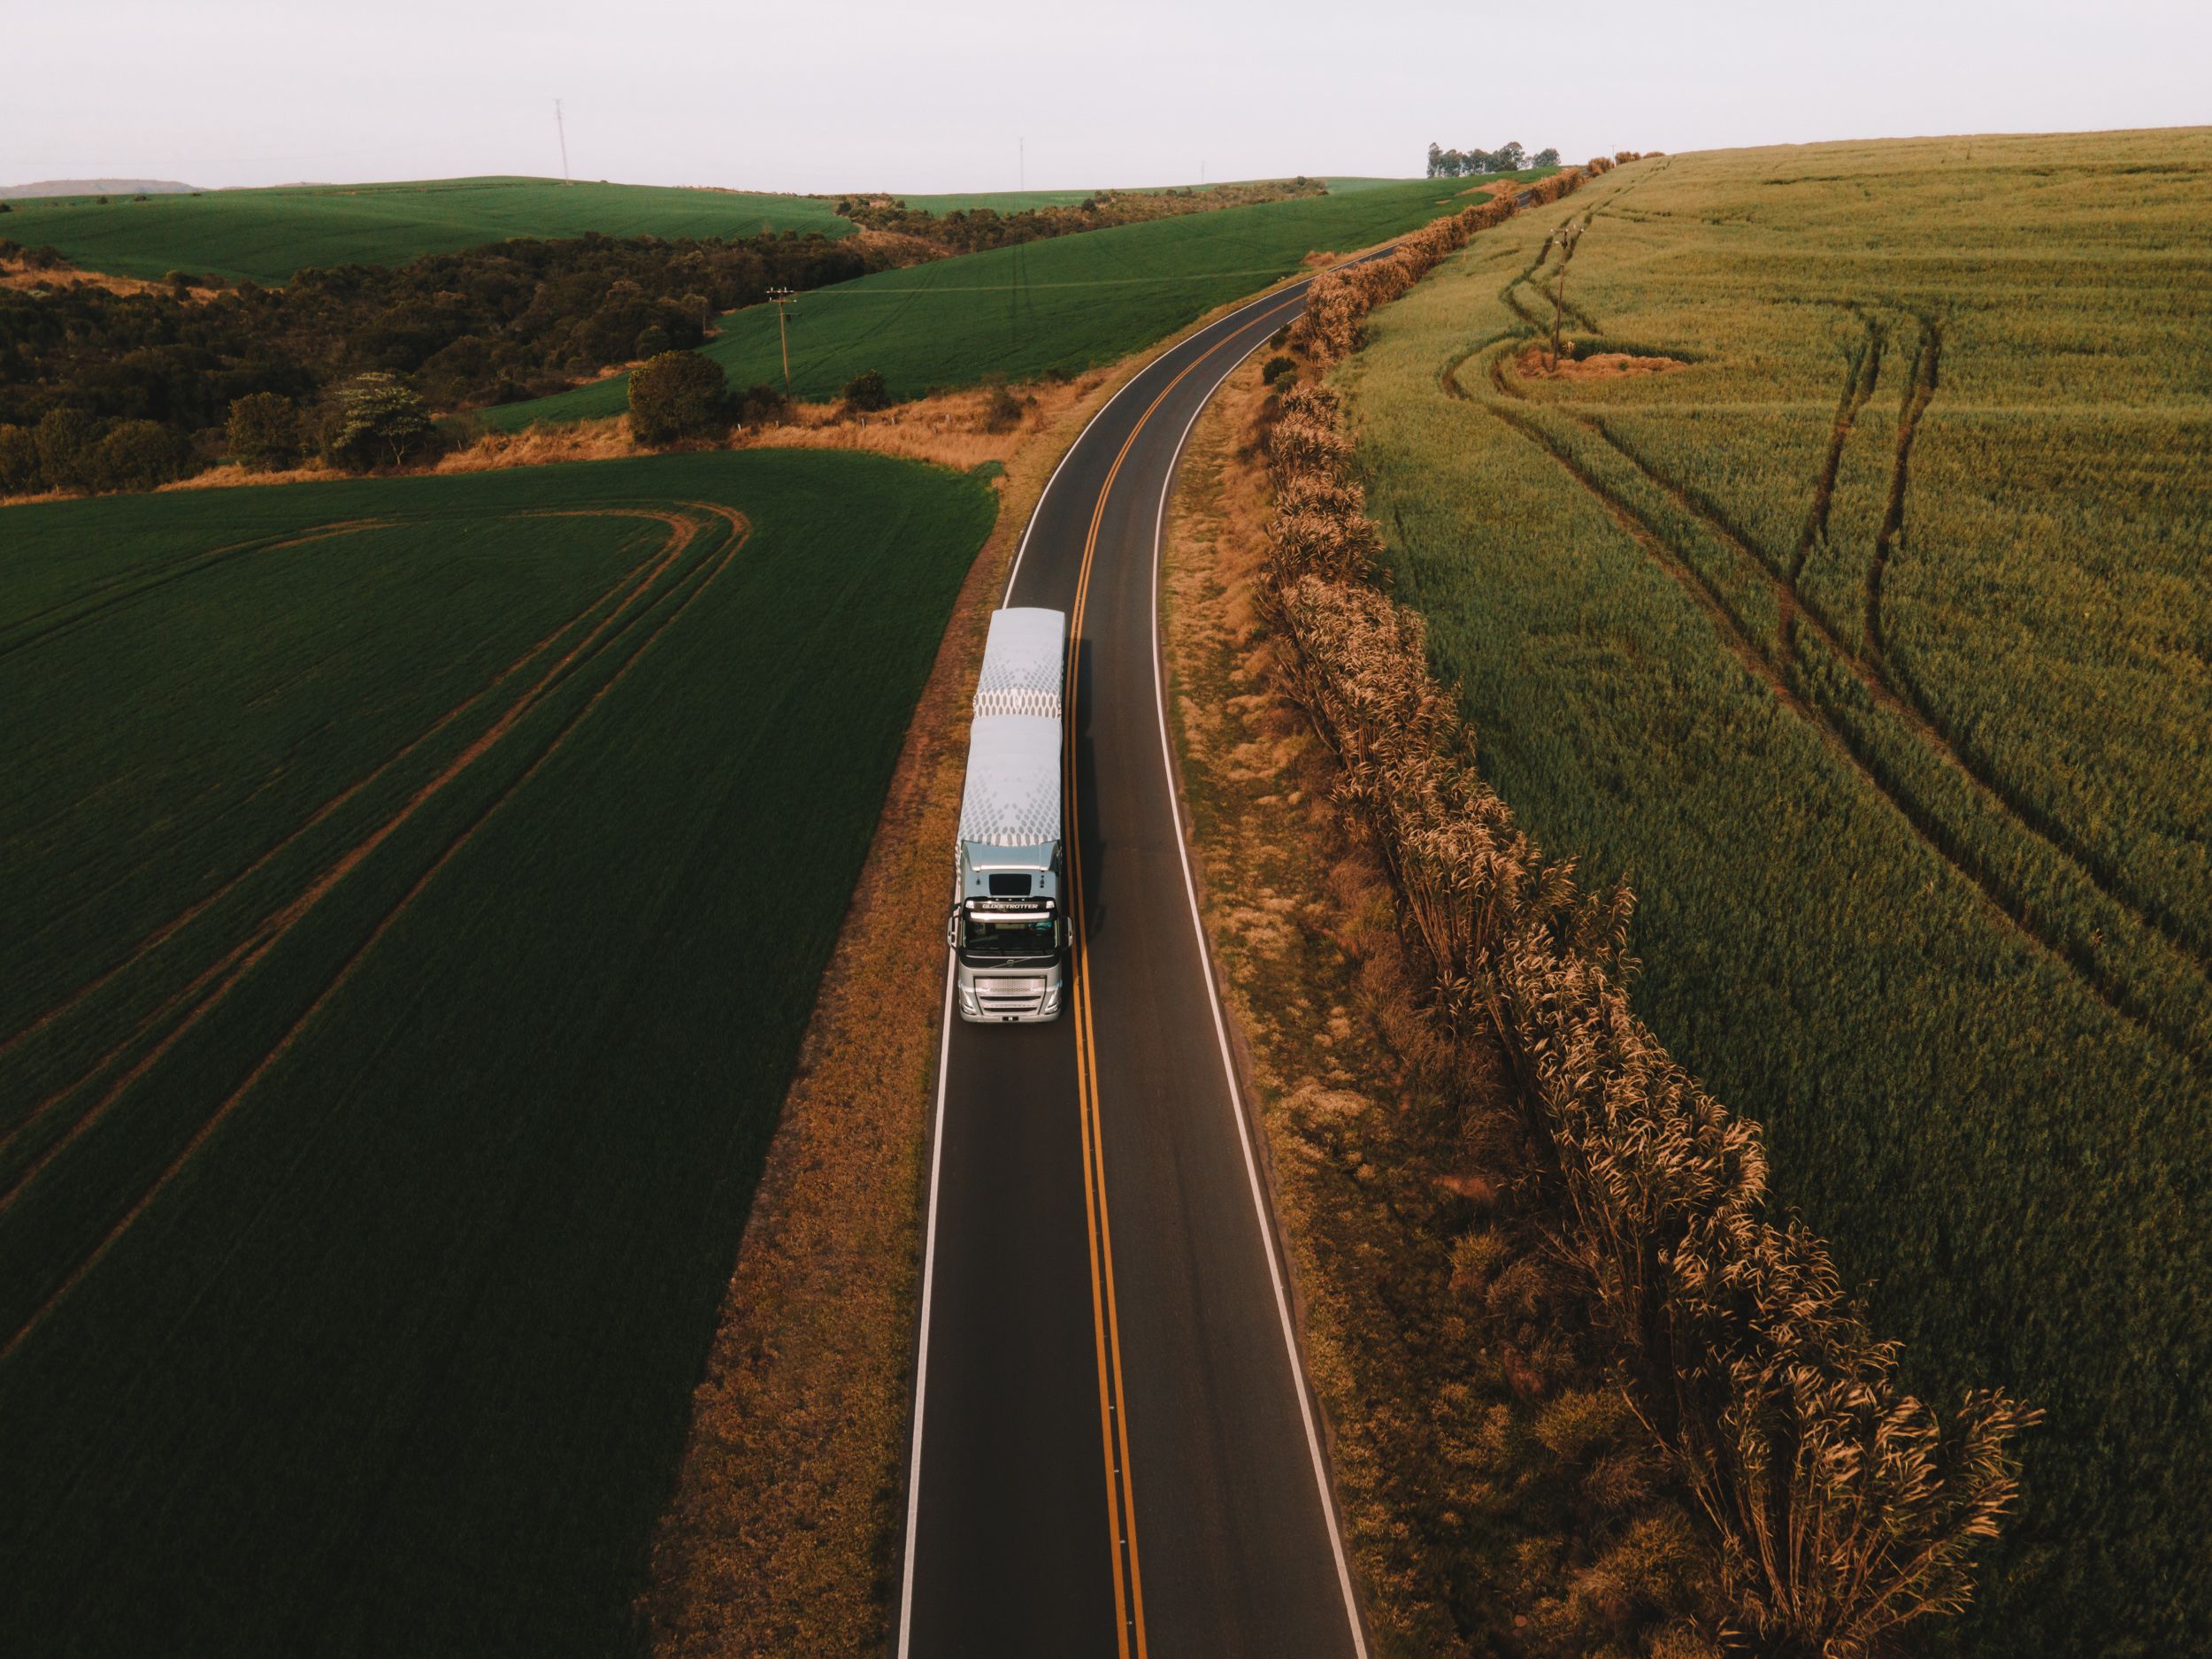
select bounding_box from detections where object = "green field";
[1,175,856,284]
[1340,129,2212,1655]
[0,450,995,1654]
[484,178,1470,428]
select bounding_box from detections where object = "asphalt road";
[899,280,1367,1658]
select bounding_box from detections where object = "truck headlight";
[959,986,979,1014]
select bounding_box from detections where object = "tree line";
[834,177,1324,257]
[1426,141,1560,177]
[0,228,878,494]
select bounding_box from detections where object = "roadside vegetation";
[0,449,995,1655]
[482,177,1514,426]
[1340,128,2211,1655]
[1166,356,1730,1659]
[1160,163,2037,1655]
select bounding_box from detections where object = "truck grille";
[976,976,1046,1017]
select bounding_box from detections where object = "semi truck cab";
[951,608,1067,1023]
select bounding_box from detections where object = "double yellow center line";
[1057,291,1304,1659]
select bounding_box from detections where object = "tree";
[1532,147,1561,168]
[324,372,439,471]
[85,419,184,492]
[0,423,37,492]
[842,368,890,412]
[226,392,303,471]
[1426,142,1445,178]
[34,408,98,491]
[628,349,729,443]
[1496,140,1527,172]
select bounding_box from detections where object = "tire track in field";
[1475,267,2212,978]
[0,519,682,1074]
[0,507,751,1363]
[0,509,712,1211]
[1449,337,2211,1064]
[1866,317,1942,660]
[0,520,395,663]
[1520,331,2212,987]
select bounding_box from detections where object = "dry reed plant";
[1262,369,2034,1657]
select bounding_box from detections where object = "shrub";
[733,381,789,427]
[979,384,1024,432]
[226,392,303,472]
[323,372,440,471]
[1261,354,1298,387]
[0,423,37,493]
[841,368,890,412]
[85,420,186,492]
[34,408,99,491]
[628,350,730,444]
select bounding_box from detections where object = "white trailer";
[950,608,1067,1022]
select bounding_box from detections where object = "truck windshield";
[964,915,1057,962]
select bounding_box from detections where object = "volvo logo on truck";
[950,608,1067,1022]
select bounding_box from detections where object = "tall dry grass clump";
[1260,376,2035,1657]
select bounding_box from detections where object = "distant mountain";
[0,179,199,200]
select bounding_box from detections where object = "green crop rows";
[485,178,1472,427]
[2,175,857,284]
[0,449,995,1655]
[1340,129,2211,1656]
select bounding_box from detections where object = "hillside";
[0,449,995,1655]
[0,176,856,284]
[1340,127,2211,1655]
[0,179,196,199]
[484,176,1501,428]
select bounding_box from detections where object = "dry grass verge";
[1164,358,1724,1659]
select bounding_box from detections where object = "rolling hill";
[483,176,1492,427]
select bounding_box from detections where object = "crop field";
[0,449,995,1655]
[484,177,1480,428]
[1340,128,2212,1655]
[1,175,856,284]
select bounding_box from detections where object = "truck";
[949,607,1067,1022]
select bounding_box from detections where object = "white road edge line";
[895,953,956,1659]
[1148,326,1373,1659]
[899,277,1316,1656]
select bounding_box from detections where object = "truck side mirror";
[946,912,958,950]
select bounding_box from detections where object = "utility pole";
[554,98,571,184]
[767,287,796,400]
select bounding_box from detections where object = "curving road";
[897,279,1368,1658]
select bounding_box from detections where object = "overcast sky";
[8,0,2207,193]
